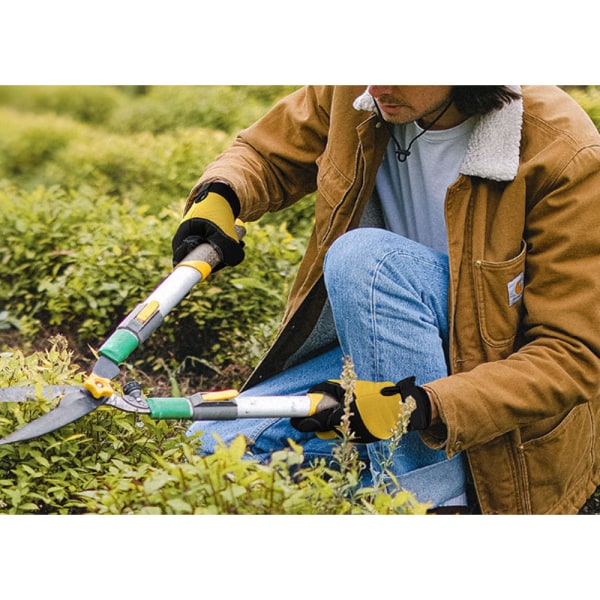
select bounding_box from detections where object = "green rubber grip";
[99,329,139,364]
[147,397,193,419]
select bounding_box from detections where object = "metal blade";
[0,385,81,403]
[0,388,105,444]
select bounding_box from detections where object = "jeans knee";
[325,229,447,281]
[326,228,372,261]
[325,229,382,281]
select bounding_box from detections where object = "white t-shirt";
[375,117,476,255]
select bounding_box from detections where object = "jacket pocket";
[516,403,594,513]
[474,240,526,348]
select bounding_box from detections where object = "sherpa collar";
[353,86,523,182]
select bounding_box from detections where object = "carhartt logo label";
[508,272,524,306]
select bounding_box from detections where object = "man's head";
[366,85,520,129]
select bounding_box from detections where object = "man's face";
[366,85,461,129]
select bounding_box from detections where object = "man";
[172,86,600,514]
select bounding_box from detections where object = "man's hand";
[172,181,245,267]
[291,376,432,443]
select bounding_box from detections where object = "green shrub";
[0,182,307,383]
[0,106,233,208]
[0,85,125,125]
[0,338,427,515]
[77,435,425,515]
[0,86,300,135]
[106,85,298,135]
[0,337,192,514]
[0,107,86,182]
[43,125,233,209]
[0,182,172,336]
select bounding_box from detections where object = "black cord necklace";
[374,98,455,162]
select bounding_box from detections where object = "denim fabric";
[188,229,467,507]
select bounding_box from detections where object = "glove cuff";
[391,377,432,431]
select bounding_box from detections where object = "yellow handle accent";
[307,392,325,416]
[135,300,160,325]
[84,373,116,399]
[201,389,239,401]
[307,391,340,415]
[175,259,212,280]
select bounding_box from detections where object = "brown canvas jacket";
[187,85,600,514]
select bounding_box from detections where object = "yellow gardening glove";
[291,377,431,443]
[172,181,244,267]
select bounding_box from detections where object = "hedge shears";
[0,224,337,445]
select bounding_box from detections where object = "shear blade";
[0,388,104,444]
[0,385,81,403]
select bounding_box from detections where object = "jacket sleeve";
[185,86,335,222]
[423,142,600,457]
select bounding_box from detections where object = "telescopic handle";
[97,223,246,367]
[144,392,339,421]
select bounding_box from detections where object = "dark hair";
[451,86,521,117]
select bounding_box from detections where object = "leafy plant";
[0,86,125,125]
[0,338,427,515]
[0,182,173,336]
[105,85,298,135]
[0,107,85,183]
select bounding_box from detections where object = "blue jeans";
[188,229,467,507]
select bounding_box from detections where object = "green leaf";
[143,472,173,495]
[166,498,193,514]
